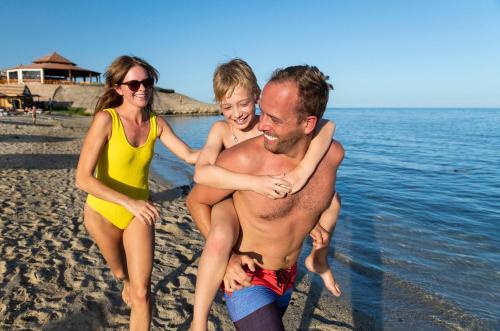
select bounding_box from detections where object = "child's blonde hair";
[213,58,261,103]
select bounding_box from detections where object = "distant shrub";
[68,107,90,116]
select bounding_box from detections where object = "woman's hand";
[123,198,160,226]
[250,174,292,199]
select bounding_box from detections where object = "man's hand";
[223,253,256,292]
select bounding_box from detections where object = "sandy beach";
[0,113,360,330]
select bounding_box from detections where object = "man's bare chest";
[246,167,333,221]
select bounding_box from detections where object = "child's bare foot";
[121,279,131,306]
[305,247,341,297]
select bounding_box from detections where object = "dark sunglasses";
[120,78,155,91]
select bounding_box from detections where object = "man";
[187,65,344,330]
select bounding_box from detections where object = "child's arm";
[157,117,199,164]
[194,122,291,199]
[284,119,336,194]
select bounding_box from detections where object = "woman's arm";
[75,112,159,225]
[284,119,336,194]
[194,122,291,199]
[157,116,199,165]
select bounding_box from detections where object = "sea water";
[151,108,500,330]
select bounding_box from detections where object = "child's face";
[220,85,256,131]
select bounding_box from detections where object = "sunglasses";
[120,78,155,91]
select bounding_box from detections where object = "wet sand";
[0,113,359,330]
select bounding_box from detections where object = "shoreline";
[0,114,361,330]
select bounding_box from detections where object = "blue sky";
[1,0,499,107]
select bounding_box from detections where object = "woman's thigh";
[122,218,155,286]
[84,204,125,274]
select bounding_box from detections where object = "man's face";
[258,81,305,154]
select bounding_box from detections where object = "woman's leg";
[123,217,155,331]
[192,198,240,331]
[83,204,130,304]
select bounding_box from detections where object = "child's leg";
[305,192,342,296]
[192,198,240,330]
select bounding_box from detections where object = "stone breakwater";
[26,82,220,115]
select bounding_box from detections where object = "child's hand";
[283,165,309,194]
[252,174,291,199]
[309,223,330,249]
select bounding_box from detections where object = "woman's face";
[115,65,153,110]
[220,85,256,131]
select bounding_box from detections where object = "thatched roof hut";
[4,52,100,85]
[0,85,35,109]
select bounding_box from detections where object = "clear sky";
[1,0,499,107]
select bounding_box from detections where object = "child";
[189,59,341,330]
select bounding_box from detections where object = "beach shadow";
[151,246,202,330]
[42,301,108,331]
[296,265,355,330]
[0,134,74,143]
[150,185,191,202]
[0,119,52,127]
[0,154,79,169]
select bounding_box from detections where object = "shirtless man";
[187,65,344,330]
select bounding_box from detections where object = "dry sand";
[0,113,358,330]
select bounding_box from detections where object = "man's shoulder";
[216,136,263,171]
[324,139,345,166]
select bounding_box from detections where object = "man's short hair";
[213,58,261,103]
[269,65,333,121]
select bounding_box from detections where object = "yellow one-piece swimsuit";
[86,108,157,229]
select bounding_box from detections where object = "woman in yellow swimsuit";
[76,55,198,330]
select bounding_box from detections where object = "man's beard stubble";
[263,130,303,154]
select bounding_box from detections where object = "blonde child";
[188,59,341,330]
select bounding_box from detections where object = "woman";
[76,55,198,330]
